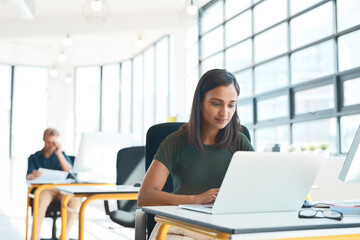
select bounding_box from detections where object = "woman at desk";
[138,69,254,239]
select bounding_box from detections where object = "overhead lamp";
[57,51,67,62]
[187,0,198,16]
[64,75,72,85]
[63,34,73,47]
[49,67,58,77]
[83,0,110,22]
[91,0,103,11]
[135,33,145,49]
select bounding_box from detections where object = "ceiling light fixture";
[187,0,198,16]
[63,34,73,47]
[49,67,58,77]
[135,33,145,49]
[64,75,73,85]
[83,0,110,22]
[90,0,103,12]
[57,51,67,62]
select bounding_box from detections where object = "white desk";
[26,181,111,240]
[56,185,139,240]
[142,206,360,239]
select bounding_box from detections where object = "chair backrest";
[68,155,75,164]
[241,124,251,143]
[117,146,145,211]
[144,122,251,236]
[145,122,186,193]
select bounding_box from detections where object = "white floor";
[0,198,135,240]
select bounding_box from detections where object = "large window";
[0,65,49,206]
[199,0,360,153]
[120,60,132,134]
[155,37,170,123]
[12,66,48,159]
[102,64,120,132]
[75,36,171,146]
[75,66,101,149]
[0,65,11,162]
[132,55,144,143]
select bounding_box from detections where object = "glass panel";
[254,0,287,33]
[155,37,169,123]
[290,2,333,49]
[225,10,252,47]
[101,64,120,132]
[257,95,288,121]
[225,0,251,20]
[201,0,224,34]
[120,60,132,134]
[0,65,11,162]
[201,52,224,75]
[132,55,143,143]
[254,57,288,94]
[255,125,290,152]
[237,103,253,125]
[295,85,334,114]
[338,30,360,72]
[75,67,101,148]
[234,69,252,99]
[292,118,337,153]
[341,114,360,152]
[201,26,224,58]
[290,0,322,15]
[12,66,48,159]
[291,40,334,84]
[337,0,360,32]
[254,23,288,63]
[344,78,360,106]
[225,40,252,72]
[144,47,155,134]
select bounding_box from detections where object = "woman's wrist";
[190,195,196,204]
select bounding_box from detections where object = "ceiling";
[0,0,209,66]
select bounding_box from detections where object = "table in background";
[142,206,360,240]
[26,181,113,240]
[56,185,139,240]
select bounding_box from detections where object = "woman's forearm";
[138,188,195,207]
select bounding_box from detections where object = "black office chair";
[144,122,251,238]
[30,155,75,240]
[104,146,145,228]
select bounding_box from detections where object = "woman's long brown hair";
[181,69,241,151]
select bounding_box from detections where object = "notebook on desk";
[179,151,325,214]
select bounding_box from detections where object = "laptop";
[179,151,325,214]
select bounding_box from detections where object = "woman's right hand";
[193,188,219,204]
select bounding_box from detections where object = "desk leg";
[78,197,93,240]
[156,223,171,240]
[60,195,71,240]
[77,193,137,240]
[25,186,34,240]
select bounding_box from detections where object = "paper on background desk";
[27,168,69,184]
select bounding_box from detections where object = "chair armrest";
[135,209,146,240]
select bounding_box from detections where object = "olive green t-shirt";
[154,129,254,195]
